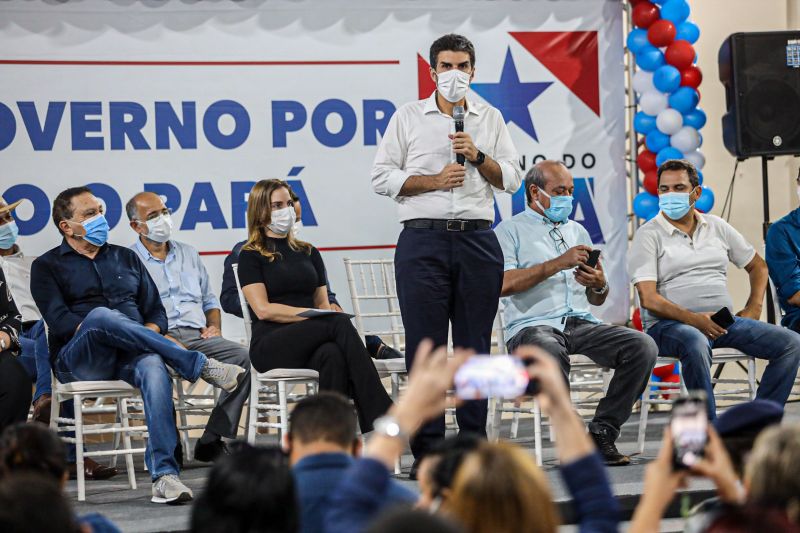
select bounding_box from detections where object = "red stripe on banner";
[0,59,400,66]
[198,244,397,256]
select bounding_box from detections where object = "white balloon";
[640,90,669,116]
[671,126,701,153]
[685,149,706,170]
[633,70,655,95]
[656,109,684,135]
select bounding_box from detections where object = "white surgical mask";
[292,220,303,238]
[268,206,296,236]
[144,213,173,243]
[436,69,470,103]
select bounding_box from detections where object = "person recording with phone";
[495,160,657,466]
[371,33,522,476]
[629,159,800,420]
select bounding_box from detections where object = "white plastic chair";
[232,264,319,444]
[50,375,147,501]
[171,371,218,460]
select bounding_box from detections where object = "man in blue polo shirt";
[766,169,800,333]
[128,191,252,464]
[495,160,657,466]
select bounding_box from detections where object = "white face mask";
[144,213,173,243]
[268,206,296,236]
[436,69,470,103]
[292,220,303,237]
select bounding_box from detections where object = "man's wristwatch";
[470,150,486,167]
[372,415,407,440]
[591,282,609,295]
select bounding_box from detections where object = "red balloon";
[647,19,676,47]
[632,308,643,332]
[680,65,703,88]
[638,150,657,173]
[665,40,695,70]
[643,171,658,196]
[632,1,660,29]
[630,0,649,4]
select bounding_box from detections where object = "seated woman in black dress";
[237,179,392,431]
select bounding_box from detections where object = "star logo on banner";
[470,47,553,142]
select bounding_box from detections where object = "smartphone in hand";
[585,249,601,269]
[670,392,708,470]
[710,307,735,329]
[454,355,531,400]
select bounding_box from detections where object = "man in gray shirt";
[629,159,800,418]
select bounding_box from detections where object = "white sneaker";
[201,359,245,393]
[151,474,193,504]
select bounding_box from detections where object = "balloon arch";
[627,0,712,221]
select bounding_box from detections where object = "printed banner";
[0,0,627,338]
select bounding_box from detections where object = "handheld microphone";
[453,105,465,165]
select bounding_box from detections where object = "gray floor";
[69,403,800,533]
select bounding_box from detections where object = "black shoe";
[590,429,630,466]
[408,458,421,480]
[375,342,403,360]
[194,439,230,463]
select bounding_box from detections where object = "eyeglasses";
[143,208,172,222]
[549,226,568,254]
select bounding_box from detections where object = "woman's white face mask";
[268,206,296,236]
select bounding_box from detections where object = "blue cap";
[713,399,784,437]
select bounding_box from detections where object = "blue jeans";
[647,317,800,418]
[55,307,208,480]
[17,320,52,402]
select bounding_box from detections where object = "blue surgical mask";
[659,191,694,220]
[0,220,19,249]
[537,189,574,223]
[80,214,110,247]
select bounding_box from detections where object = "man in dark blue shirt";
[287,392,414,533]
[766,171,800,332]
[31,186,246,505]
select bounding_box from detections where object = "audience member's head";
[0,473,80,533]
[366,507,463,533]
[125,191,173,244]
[417,433,482,510]
[52,186,104,241]
[286,392,359,464]
[0,423,68,486]
[0,196,22,252]
[745,424,800,524]
[713,399,783,478]
[191,443,298,533]
[244,179,309,259]
[447,441,558,533]
[704,504,800,533]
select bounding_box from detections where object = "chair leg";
[74,394,86,502]
[638,386,651,455]
[391,373,400,401]
[510,411,520,439]
[489,398,503,442]
[119,398,137,490]
[278,381,289,440]
[174,378,192,459]
[533,400,543,466]
[247,373,259,445]
[747,358,757,400]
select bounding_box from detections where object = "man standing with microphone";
[372,34,522,477]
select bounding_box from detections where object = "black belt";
[403,218,492,232]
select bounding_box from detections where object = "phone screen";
[453,355,530,400]
[670,395,708,469]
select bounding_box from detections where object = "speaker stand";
[761,156,777,325]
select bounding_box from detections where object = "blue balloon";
[634,192,660,220]
[646,130,671,153]
[676,21,700,44]
[683,108,707,129]
[695,186,715,213]
[661,0,690,24]
[634,111,657,134]
[653,65,682,93]
[698,170,704,186]
[669,87,700,114]
[636,45,666,72]
[656,147,684,167]
[627,29,650,54]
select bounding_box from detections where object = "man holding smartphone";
[496,160,658,466]
[630,159,800,419]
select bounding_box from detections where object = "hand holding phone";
[453,355,532,400]
[585,249,601,269]
[670,392,708,470]
[710,307,735,329]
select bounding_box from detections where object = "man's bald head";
[126,192,165,222]
[524,160,573,204]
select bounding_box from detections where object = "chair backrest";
[232,264,253,344]
[770,279,785,323]
[343,258,404,350]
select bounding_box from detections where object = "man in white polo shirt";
[629,159,800,419]
[496,160,657,465]
[372,33,521,475]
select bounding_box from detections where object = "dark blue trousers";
[395,226,503,459]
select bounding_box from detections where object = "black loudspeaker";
[719,31,800,158]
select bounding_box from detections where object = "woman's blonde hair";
[746,424,800,524]
[242,179,311,261]
[447,441,559,533]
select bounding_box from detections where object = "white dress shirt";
[0,247,41,322]
[372,91,522,222]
